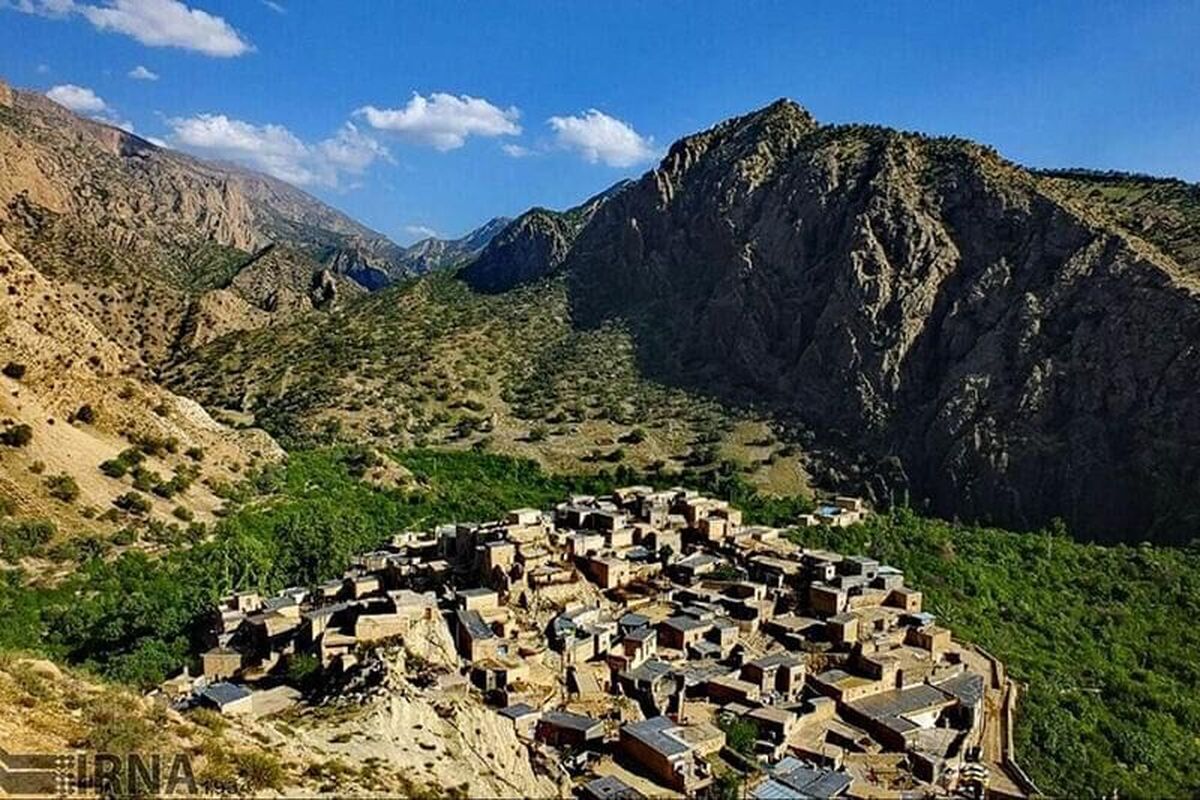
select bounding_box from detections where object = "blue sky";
[1,0,1198,244]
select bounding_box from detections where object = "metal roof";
[201,681,251,707]
[456,609,495,640]
[499,703,538,720]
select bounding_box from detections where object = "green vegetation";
[44,473,80,503]
[1038,169,1200,273]
[0,448,1195,797]
[166,273,806,493]
[716,714,758,755]
[790,510,1200,800]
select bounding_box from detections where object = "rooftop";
[622,716,690,758]
[541,709,602,733]
[499,702,539,720]
[201,681,251,707]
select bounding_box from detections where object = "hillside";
[175,97,1200,543]
[166,273,811,497]
[0,77,506,369]
[541,101,1200,543]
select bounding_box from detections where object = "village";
[159,487,1035,799]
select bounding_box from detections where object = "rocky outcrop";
[460,181,631,293]
[549,100,1200,542]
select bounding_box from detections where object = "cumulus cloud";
[45,82,135,132]
[166,114,391,188]
[356,92,520,151]
[46,83,108,113]
[128,64,158,80]
[548,109,657,167]
[6,0,252,57]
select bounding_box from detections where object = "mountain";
[395,216,512,275]
[460,181,631,292]
[0,77,421,365]
[458,100,1200,542]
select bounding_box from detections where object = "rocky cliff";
[461,181,631,292]
[512,100,1200,542]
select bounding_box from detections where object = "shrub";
[2,362,26,380]
[99,459,128,478]
[73,404,97,425]
[623,427,647,444]
[45,473,80,503]
[0,424,33,447]
[111,527,137,546]
[0,518,55,559]
[113,491,151,516]
[171,506,194,522]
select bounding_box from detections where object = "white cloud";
[356,92,520,151]
[145,135,168,148]
[501,143,533,158]
[128,64,158,80]
[46,83,107,113]
[166,113,391,188]
[6,0,252,57]
[36,63,51,74]
[548,109,657,167]
[260,0,284,13]
[403,224,438,240]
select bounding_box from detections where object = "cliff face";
[559,101,1200,541]
[460,181,632,293]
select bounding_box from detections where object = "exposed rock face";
[398,216,511,274]
[548,100,1200,542]
[461,181,632,293]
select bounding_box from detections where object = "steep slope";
[559,100,1200,541]
[396,216,511,274]
[0,229,280,548]
[0,78,412,363]
[460,181,631,292]
[1038,169,1200,273]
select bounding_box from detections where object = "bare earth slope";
[0,229,280,539]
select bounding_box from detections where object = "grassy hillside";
[0,448,1197,798]
[167,272,811,496]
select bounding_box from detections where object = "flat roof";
[662,615,711,633]
[623,716,690,759]
[202,681,251,706]
[749,652,803,669]
[541,709,601,732]
[583,775,643,800]
[499,702,539,720]
[456,609,495,640]
[456,587,498,598]
[846,683,955,721]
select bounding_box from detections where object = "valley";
[0,70,1198,800]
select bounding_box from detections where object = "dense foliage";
[0,448,1197,797]
[792,511,1200,799]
